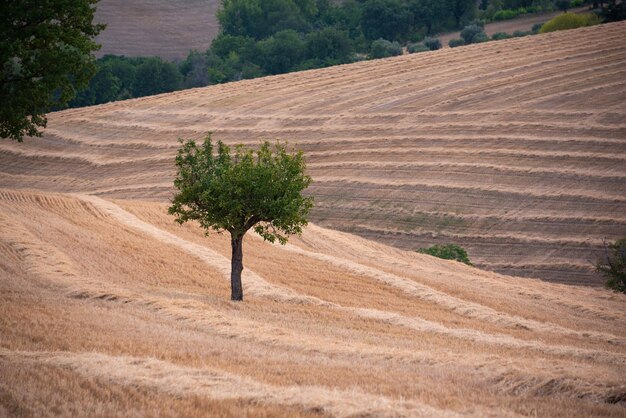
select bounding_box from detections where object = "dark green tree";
[305,27,353,64]
[556,0,571,12]
[132,57,183,97]
[258,30,306,74]
[70,62,120,107]
[447,0,476,27]
[361,0,413,41]
[0,0,105,141]
[596,238,626,293]
[169,134,313,301]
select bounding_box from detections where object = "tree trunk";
[230,234,244,301]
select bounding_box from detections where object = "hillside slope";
[0,189,625,416]
[2,22,626,284]
[94,0,219,60]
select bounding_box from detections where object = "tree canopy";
[0,0,104,141]
[169,134,313,301]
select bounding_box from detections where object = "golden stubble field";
[2,21,626,284]
[0,23,625,417]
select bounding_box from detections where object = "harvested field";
[0,189,625,417]
[1,23,625,415]
[3,22,625,284]
[94,0,220,60]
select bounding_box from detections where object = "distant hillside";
[94,0,220,60]
[2,22,626,285]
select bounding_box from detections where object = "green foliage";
[491,31,512,40]
[169,133,313,243]
[449,38,466,47]
[423,37,442,50]
[369,39,403,59]
[361,0,413,41]
[169,134,313,301]
[461,24,487,43]
[0,0,104,141]
[540,12,601,32]
[472,32,491,42]
[512,29,532,36]
[70,61,120,107]
[407,43,430,53]
[416,244,473,265]
[258,30,306,74]
[132,57,183,97]
[556,0,571,12]
[217,0,314,39]
[532,22,545,33]
[601,0,626,22]
[305,27,354,65]
[596,238,626,293]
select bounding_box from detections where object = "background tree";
[596,238,626,293]
[556,0,571,12]
[169,134,313,301]
[0,0,105,141]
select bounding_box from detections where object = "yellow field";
[1,23,625,416]
[2,22,625,284]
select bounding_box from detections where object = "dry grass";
[1,22,626,417]
[2,22,625,284]
[0,190,624,416]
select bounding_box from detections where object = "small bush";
[449,38,465,48]
[540,12,601,33]
[423,37,442,51]
[571,0,583,6]
[407,43,430,53]
[512,30,532,37]
[369,39,403,59]
[493,9,518,21]
[467,19,485,28]
[491,32,511,40]
[472,32,491,43]
[531,22,545,34]
[461,24,486,44]
[416,244,473,266]
[596,238,626,293]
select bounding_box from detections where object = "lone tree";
[1,0,104,141]
[169,134,313,301]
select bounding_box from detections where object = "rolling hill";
[94,0,220,60]
[1,189,625,416]
[2,22,625,285]
[1,22,626,416]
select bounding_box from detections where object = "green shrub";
[491,32,511,40]
[493,9,518,20]
[540,12,601,33]
[416,244,473,266]
[461,24,486,44]
[571,0,583,6]
[369,39,403,59]
[472,32,490,43]
[407,43,430,53]
[448,38,465,48]
[423,37,442,50]
[532,22,545,34]
[596,238,626,293]
[512,30,532,37]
